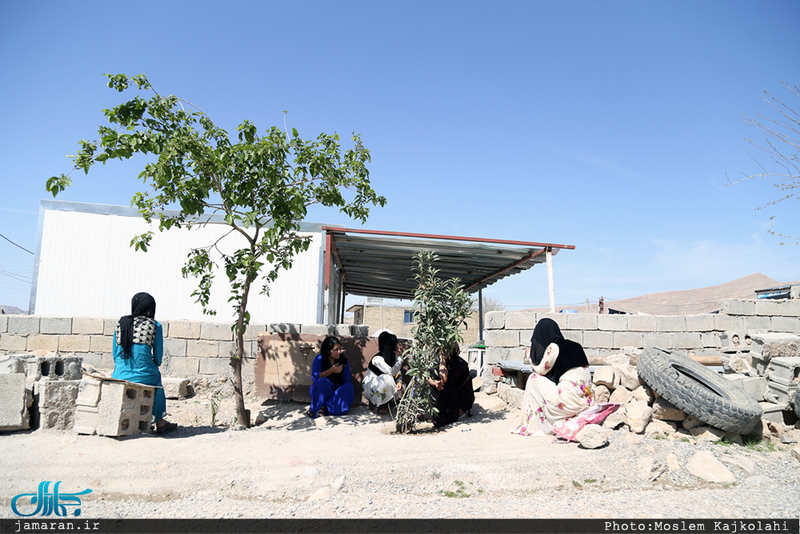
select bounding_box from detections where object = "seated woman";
[512,318,595,436]
[308,336,354,418]
[428,343,474,427]
[111,292,177,435]
[362,331,404,414]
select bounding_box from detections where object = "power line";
[0,233,34,255]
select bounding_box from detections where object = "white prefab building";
[32,200,574,327]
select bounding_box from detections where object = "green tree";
[729,82,800,244]
[47,73,386,427]
[394,251,474,433]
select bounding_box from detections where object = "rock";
[652,398,686,421]
[602,410,625,430]
[686,451,735,483]
[665,453,681,471]
[304,465,319,477]
[682,415,705,430]
[625,434,644,445]
[720,455,756,475]
[576,424,609,449]
[609,386,632,405]
[603,354,630,367]
[744,475,772,486]
[637,456,666,482]
[313,416,327,428]
[689,426,727,442]
[593,366,617,389]
[791,446,800,462]
[331,475,346,493]
[254,411,267,425]
[308,486,332,501]
[614,364,642,391]
[633,385,655,404]
[594,384,611,404]
[667,428,694,442]
[624,402,652,434]
[644,419,677,439]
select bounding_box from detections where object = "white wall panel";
[34,207,322,323]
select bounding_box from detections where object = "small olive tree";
[395,251,474,433]
[47,73,385,427]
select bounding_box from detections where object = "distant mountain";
[0,305,26,315]
[531,273,794,315]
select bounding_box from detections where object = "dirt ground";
[1,391,799,520]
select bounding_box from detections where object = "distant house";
[348,301,481,346]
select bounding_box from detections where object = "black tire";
[638,347,763,435]
[792,388,800,420]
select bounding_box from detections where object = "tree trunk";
[230,270,256,428]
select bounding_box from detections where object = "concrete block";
[565,313,597,330]
[723,373,768,401]
[162,377,189,399]
[267,323,300,334]
[89,335,113,353]
[103,318,118,336]
[100,353,115,370]
[741,316,771,331]
[627,315,656,332]
[751,333,800,359]
[169,320,202,339]
[714,315,744,332]
[583,330,614,349]
[505,311,538,330]
[656,316,686,332]
[38,379,81,430]
[771,316,800,334]
[598,315,628,331]
[199,357,232,376]
[720,331,751,353]
[76,376,104,407]
[496,382,524,410]
[0,334,28,352]
[485,311,506,330]
[685,314,716,332]
[26,335,59,352]
[350,325,370,337]
[673,333,703,349]
[79,352,103,369]
[201,322,233,341]
[562,330,583,345]
[781,300,800,317]
[8,315,39,335]
[166,356,199,376]
[538,313,566,330]
[163,338,187,358]
[0,354,31,374]
[58,335,91,353]
[643,333,674,349]
[301,324,334,336]
[720,299,756,316]
[40,317,72,335]
[40,406,76,432]
[243,323,268,341]
[72,317,104,334]
[25,354,83,381]
[766,381,796,405]
[217,341,236,359]
[187,340,221,358]
[332,324,351,337]
[485,346,510,364]
[95,381,155,436]
[0,315,7,333]
[759,402,790,424]
[613,332,644,349]
[766,357,800,384]
[72,405,99,435]
[485,329,521,348]
[0,374,30,431]
[701,332,719,348]
[755,299,784,317]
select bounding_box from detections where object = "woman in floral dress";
[362,331,404,413]
[513,318,594,436]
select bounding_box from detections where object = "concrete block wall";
[485,298,800,365]
[0,316,368,394]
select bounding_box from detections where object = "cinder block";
[656,316,686,332]
[613,331,643,349]
[79,352,103,369]
[217,341,236,359]
[751,333,800,359]
[200,322,233,341]
[0,334,28,352]
[485,311,506,330]
[598,315,628,331]
[38,379,81,430]
[103,318,118,336]
[771,316,800,334]
[0,374,30,431]
[72,405,99,435]
[350,325,369,336]
[0,315,7,333]
[766,381,796,405]
[538,313,565,329]
[163,338,187,358]
[26,335,59,352]
[40,317,72,335]
[267,323,300,334]
[485,329,521,348]
[723,374,768,401]
[485,346,510,364]
[766,357,800,384]
[8,316,39,335]
[166,356,199,376]
[187,340,220,358]
[741,316,771,331]
[701,332,719,348]
[89,335,113,353]
[627,315,656,332]
[25,354,83,381]
[562,330,583,345]
[583,330,614,349]
[58,335,91,353]
[72,318,104,335]
[720,299,756,316]
[673,333,703,349]
[332,324,351,337]
[714,315,744,332]
[565,314,598,331]
[720,332,750,353]
[0,354,31,374]
[505,311,538,330]
[755,299,784,317]
[781,300,800,317]
[169,320,202,339]
[76,376,103,407]
[95,381,155,436]
[300,324,333,336]
[199,357,232,376]
[685,315,715,332]
[162,377,189,399]
[644,333,674,349]
[243,323,268,341]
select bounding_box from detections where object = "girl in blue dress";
[111,292,177,434]
[308,336,354,418]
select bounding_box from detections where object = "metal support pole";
[478,288,484,342]
[546,247,555,313]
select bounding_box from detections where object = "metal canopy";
[324,227,575,301]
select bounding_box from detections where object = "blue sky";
[1,1,798,312]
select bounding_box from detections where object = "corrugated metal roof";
[325,227,575,300]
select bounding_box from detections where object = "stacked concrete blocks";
[0,373,32,431]
[74,376,156,437]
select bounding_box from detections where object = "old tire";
[638,347,763,435]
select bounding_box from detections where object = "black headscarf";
[530,318,589,383]
[320,336,347,387]
[118,292,156,358]
[369,331,398,375]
